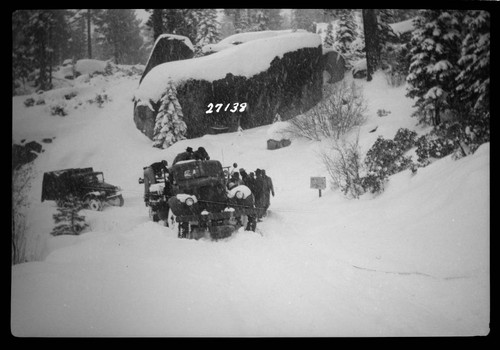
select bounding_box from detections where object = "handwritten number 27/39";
[206,102,247,113]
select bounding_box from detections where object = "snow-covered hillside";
[11,64,489,336]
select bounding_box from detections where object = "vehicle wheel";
[150,208,159,222]
[86,196,103,211]
[178,222,189,238]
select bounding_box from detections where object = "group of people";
[143,146,210,201]
[173,146,210,164]
[227,164,275,219]
[142,146,275,227]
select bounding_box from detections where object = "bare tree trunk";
[48,21,53,89]
[362,9,380,82]
[87,9,92,58]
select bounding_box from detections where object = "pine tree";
[68,13,88,60]
[146,9,165,41]
[377,9,398,62]
[293,9,316,31]
[406,10,463,126]
[51,195,88,236]
[334,10,357,56]
[455,10,490,113]
[153,81,188,149]
[323,22,335,48]
[194,9,220,56]
[265,9,283,30]
[238,9,250,33]
[12,10,72,91]
[93,9,145,64]
[252,9,269,31]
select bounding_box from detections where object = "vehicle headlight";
[185,197,195,206]
[235,191,244,199]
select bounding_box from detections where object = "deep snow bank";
[11,69,489,337]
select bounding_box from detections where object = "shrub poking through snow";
[361,128,418,194]
[415,135,453,166]
[24,97,35,107]
[94,93,110,107]
[50,103,68,116]
[288,80,367,140]
[321,134,365,199]
[64,91,77,100]
[393,127,418,150]
[51,195,88,236]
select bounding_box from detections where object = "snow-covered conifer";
[333,10,357,56]
[455,10,490,113]
[323,22,335,48]
[194,9,220,56]
[51,195,88,236]
[406,10,463,126]
[152,81,187,149]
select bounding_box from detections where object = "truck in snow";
[168,159,263,239]
[144,159,263,240]
[41,167,124,211]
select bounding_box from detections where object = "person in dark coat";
[254,169,266,220]
[246,172,257,195]
[144,160,169,198]
[261,169,275,215]
[239,168,249,185]
[173,147,195,164]
[143,160,171,226]
[194,147,210,161]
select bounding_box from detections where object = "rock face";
[134,33,346,142]
[135,46,325,139]
[12,140,44,170]
[322,50,346,84]
[267,138,292,150]
[139,34,194,84]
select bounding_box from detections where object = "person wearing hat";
[230,171,244,187]
[143,160,171,226]
[194,146,210,161]
[173,147,195,164]
[144,160,168,195]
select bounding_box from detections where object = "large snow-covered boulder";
[134,31,325,140]
[201,29,307,55]
[74,59,109,77]
[139,34,194,84]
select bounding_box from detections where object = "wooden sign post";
[310,177,326,197]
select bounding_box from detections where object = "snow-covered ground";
[11,65,489,336]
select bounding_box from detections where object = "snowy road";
[11,73,489,337]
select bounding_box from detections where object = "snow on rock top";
[390,18,416,35]
[74,59,108,76]
[154,33,194,51]
[135,32,322,103]
[202,29,306,53]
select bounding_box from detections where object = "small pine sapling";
[51,195,88,236]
